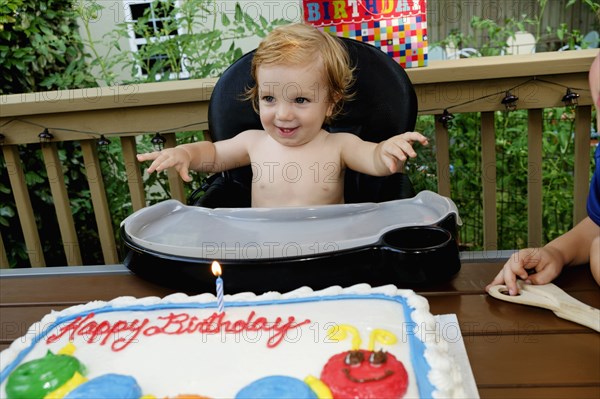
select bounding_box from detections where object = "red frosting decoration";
[320,349,408,398]
[46,311,310,351]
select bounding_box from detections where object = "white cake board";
[437,314,480,398]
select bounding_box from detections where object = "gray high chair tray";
[121,191,462,293]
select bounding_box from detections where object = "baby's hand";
[137,148,193,182]
[379,132,429,173]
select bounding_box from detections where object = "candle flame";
[211,260,222,277]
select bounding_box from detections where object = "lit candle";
[211,261,224,313]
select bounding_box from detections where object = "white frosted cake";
[0,284,465,398]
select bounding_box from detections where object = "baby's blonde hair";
[246,23,354,123]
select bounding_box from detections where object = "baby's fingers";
[381,142,417,172]
[136,152,160,162]
[177,166,192,182]
[400,132,429,146]
[151,155,180,174]
[382,156,398,174]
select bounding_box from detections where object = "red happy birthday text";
[46,311,311,351]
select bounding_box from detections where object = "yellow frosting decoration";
[367,329,397,351]
[304,375,333,399]
[326,324,361,350]
[57,342,77,356]
[140,395,157,399]
[44,372,87,399]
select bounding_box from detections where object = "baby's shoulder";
[233,129,270,145]
[325,131,363,145]
[237,129,267,139]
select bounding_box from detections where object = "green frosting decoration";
[6,350,85,399]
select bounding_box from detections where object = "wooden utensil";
[488,282,600,332]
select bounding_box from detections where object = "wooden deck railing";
[1,49,598,268]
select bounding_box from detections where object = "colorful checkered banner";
[302,0,428,68]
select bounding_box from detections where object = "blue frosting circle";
[236,376,317,399]
[63,374,142,399]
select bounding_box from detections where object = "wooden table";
[1,259,599,398]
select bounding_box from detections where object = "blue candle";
[212,261,225,313]
[216,276,224,313]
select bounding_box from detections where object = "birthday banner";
[303,0,428,68]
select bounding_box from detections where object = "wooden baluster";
[1,233,9,268]
[528,109,543,247]
[120,136,146,212]
[2,145,46,267]
[80,139,119,264]
[481,111,498,251]
[40,142,82,266]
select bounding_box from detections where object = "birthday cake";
[0,284,465,398]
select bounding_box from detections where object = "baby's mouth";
[277,126,298,137]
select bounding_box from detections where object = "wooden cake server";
[488,282,600,332]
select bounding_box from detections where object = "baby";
[137,23,428,207]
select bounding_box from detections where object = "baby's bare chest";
[250,159,342,185]
[249,144,344,185]
[248,147,345,206]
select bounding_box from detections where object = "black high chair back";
[190,37,418,208]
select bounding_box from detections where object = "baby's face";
[256,59,334,147]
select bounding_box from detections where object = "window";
[123,0,189,79]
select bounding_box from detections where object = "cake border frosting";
[0,284,464,398]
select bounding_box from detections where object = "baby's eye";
[262,95,275,103]
[294,97,309,104]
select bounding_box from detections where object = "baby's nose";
[276,102,294,120]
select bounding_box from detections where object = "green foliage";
[77,0,288,85]
[439,17,528,56]
[436,0,600,55]
[412,107,595,251]
[554,23,585,49]
[568,0,600,13]
[0,0,96,94]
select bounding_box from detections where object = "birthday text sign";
[303,0,428,68]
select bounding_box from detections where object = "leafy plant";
[0,0,96,94]
[434,0,599,56]
[77,0,289,85]
[554,23,586,49]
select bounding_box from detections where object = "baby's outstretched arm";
[137,141,217,182]
[377,132,429,173]
[137,132,255,182]
[340,131,428,176]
